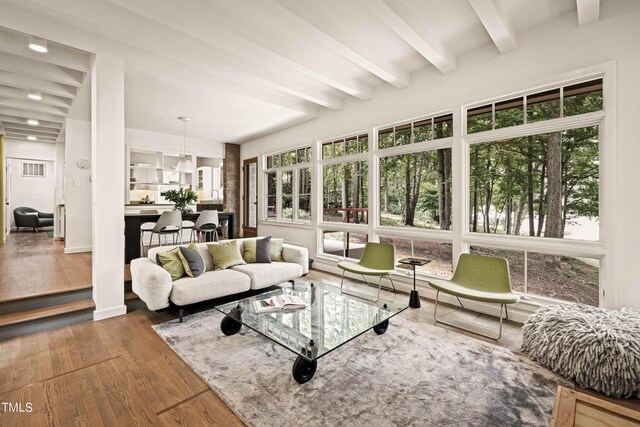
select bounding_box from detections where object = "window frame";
[461,68,615,307]
[263,145,312,224]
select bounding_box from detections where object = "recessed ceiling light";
[27,136,37,141]
[27,119,40,126]
[28,91,42,101]
[28,36,48,53]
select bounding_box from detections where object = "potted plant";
[163,187,199,213]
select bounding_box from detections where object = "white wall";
[4,139,57,230]
[65,119,92,253]
[54,141,65,238]
[8,158,55,228]
[4,139,56,161]
[241,2,640,310]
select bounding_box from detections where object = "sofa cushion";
[271,238,284,262]
[208,240,247,270]
[231,262,302,290]
[178,244,205,278]
[156,247,185,280]
[243,237,272,263]
[170,270,251,306]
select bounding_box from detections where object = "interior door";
[243,157,258,238]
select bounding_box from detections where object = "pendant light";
[176,116,193,173]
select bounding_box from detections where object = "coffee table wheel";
[220,315,242,336]
[373,320,389,335]
[292,356,317,384]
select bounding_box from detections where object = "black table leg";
[409,265,421,308]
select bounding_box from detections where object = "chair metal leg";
[433,290,506,340]
[340,271,398,303]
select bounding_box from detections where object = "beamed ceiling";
[0,0,603,144]
[0,27,89,143]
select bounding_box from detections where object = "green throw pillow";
[271,238,284,262]
[156,247,185,280]
[208,240,247,270]
[243,239,258,263]
[178,244,205,278]
[243,237,272,264]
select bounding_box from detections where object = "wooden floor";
[0,232,92,302]
[0,269,638,425]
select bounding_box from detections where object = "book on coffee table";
[253,294,306,313]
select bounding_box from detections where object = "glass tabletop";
[215,281,408,362]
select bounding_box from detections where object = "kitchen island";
[124,211,235,263]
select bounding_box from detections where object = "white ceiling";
[0,0,584,144]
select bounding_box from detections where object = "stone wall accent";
[223,143,241,237]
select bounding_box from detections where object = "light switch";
[74,179,80,188]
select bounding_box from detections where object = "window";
[321,231,368,259]
[467,78,603,133]
[322,161,368,223]
[266,172,276,218]
[299,168,311,221]
[464,75,606,305]
[380,237,453,279]
[469,126,599,240]
[322,133,368,159]
[378,114,452,149]
[379,149,452,230]
[22,162,46,177]
[264,146,312,222]
[470,246,599,306]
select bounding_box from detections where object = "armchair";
[13,207,54,231]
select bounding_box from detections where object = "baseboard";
[64,246,92,254]
[93,305,127,321]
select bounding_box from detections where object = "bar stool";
[149,211,183,248]
[139,209,159,256]
[191,210,219,243]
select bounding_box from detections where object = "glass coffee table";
[215,281,407,384]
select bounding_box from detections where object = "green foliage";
[164,187,198,212]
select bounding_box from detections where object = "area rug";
[153,310,570,426]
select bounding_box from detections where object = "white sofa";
[131,238,309,319]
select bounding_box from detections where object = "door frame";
[242,157,258,238]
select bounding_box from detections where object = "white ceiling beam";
[271,0,410,88]
[467,0,517,53]
[0,0,320,117]
[0,107,65,124]
[2,123,60,134]
[0,52,85,87]
[0,124,4,135]
[364,0,456,73]
[4,127,59,138]
[25,0,339,109]
[0,115,62,129]
[5,132,57,142]
[0,85,72,109]
[0,71,77,99]
[0,97,68,116]
[0,29,90,73]
[577,0,600,26]
[102,0,372,101]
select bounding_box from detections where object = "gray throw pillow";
[255,236,272,263]
[178,245,205,278]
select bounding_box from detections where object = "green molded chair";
[338,242,397,302]
[428,253,520,340]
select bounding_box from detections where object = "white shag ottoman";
[522,304,640,398]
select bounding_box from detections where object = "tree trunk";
[404,156,413,225]
[342,164,350,222]
[527,138,535,236]
[472,150,479,232]
[437,149,446,229]
[545,132,563,239]
[537,162,546,237]
[383,174,389,213]
[353,161,360,223]
[514,197,526,235]
[484,158,493,233]
[443,149,451,230]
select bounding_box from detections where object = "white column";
[91,54,126,320]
